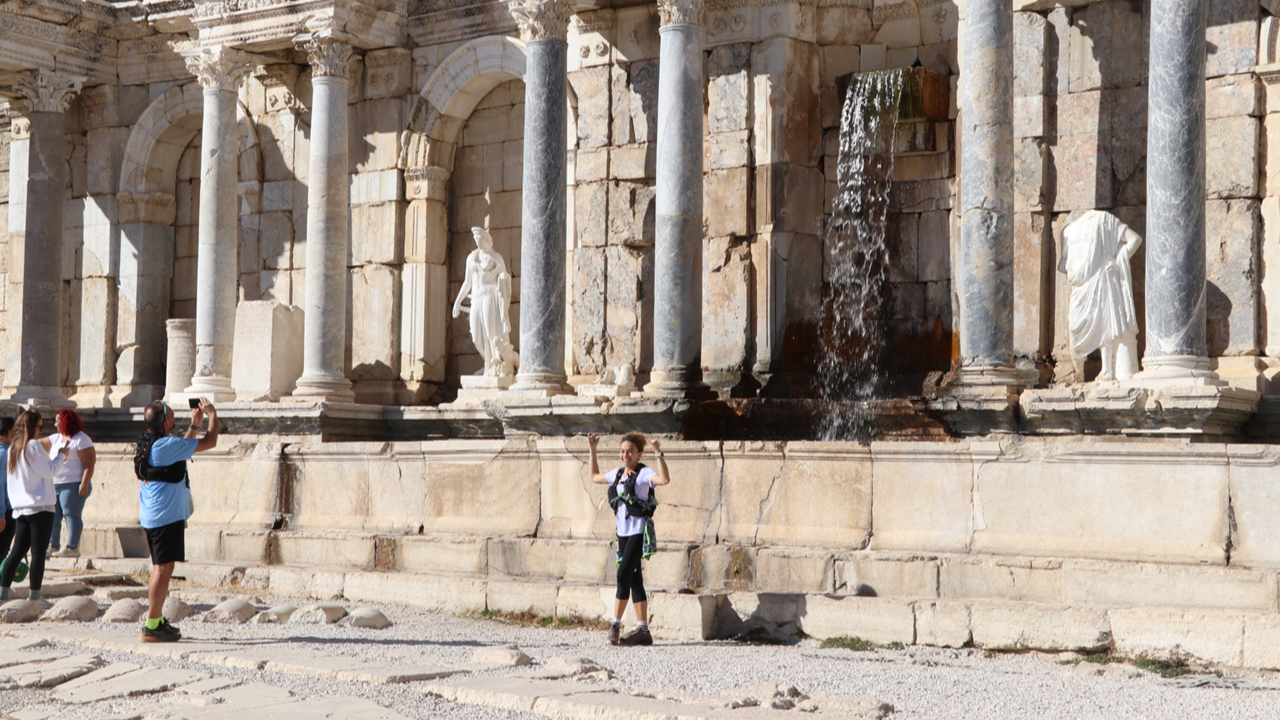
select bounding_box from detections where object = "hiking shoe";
[140,619,182,643]
[620,627,652,646]
[607,622,622,646]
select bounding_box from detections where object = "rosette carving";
[657,0,705,26]
[182,46,252,92]
[12,71,85,114]
[507,0,573,41]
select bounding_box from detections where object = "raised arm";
[587,434,609,484]
[651,439,671,486]
[193,399,219,453]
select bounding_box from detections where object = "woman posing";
[49,409,95,559]
[588,432,670,646]
[0,410,68,601]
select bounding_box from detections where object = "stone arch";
[111,82,261,407]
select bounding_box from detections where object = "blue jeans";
[51,484,91,550]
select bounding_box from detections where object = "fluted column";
[5,71,84,405]
[643,0,708,398]
[182,46,252,401]
[291,34,356,402]
[1136,0,1218,383]
[955,0,1017,385]
[503,0,573,398]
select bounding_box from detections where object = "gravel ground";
[3,591,1280,720]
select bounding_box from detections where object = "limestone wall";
[79,436,1280,573]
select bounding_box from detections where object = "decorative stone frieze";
[304,37,354,78]
[182,45,253,92]
[507,0,573,40]
[12,71,85,114]
[657,0,704,27]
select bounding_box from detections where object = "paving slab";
[149,692,415,720]
[94,586,150,602]
[54,662,143,690]
[0,650,69,668]
[174,676,241,695]
[2,653,104,687]
[0,636,51,651]
[423,676,617,713]
[52,666,210,704]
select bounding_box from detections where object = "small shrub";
[1131,656,1196,678]
[880,641,905,651]
[1083,653,1115,665]
[820,636,876,651]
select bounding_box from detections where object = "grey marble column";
[956,0,1016,384]
[643,0,708,398]
[504,0,573,397]
[182,46,252,401]
[292,37,356,402]
[5,71,83,405]
[1137,0,1217,382]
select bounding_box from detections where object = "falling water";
[818,70,904,441]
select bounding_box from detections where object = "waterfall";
[818,70,904,441]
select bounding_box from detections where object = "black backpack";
[608,465,658,518]
[133,432,188,485]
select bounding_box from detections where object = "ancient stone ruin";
[2,0,1280,668]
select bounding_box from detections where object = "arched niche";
[112,82,261,406]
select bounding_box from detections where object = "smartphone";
[188,397,201,409]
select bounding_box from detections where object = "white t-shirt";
[50,431,93,486]
[610,465,656,538]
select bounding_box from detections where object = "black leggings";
[1,511,53,590]
[616,533,647,603]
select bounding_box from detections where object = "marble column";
[182,46,252,401]
[643,0,708,398]
[503,0,573,397]
[956,0,1017,384]
[1137,0,1218,382]
[291,36,356,402]
[5,71,84,405]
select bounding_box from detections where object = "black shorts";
[145,520,186,566]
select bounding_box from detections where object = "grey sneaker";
[54,547,79,558]
[621,627,652,646]
[607,622,622,646]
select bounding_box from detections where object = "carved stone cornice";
[507,0,572,41]
[12,71,85,114]
[303,37,354,78]
[182,45,253,92]
[657,0,705,26]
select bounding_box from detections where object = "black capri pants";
[0,511,53,591]
[616,533,647,603]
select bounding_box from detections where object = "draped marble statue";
[452,227,519,377]
[1057,210,1144,382]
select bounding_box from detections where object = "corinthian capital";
[12,71,85,114]
[182,46,253,92]
[508,0,573,41]
[656,0,704,26]
[304,38,354,79]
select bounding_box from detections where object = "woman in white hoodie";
[0,410,68,601]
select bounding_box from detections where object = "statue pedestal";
[576,382,639,399]
[1021,384,1259,441]
[452,375,516,405]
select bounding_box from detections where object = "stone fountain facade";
[5,0,1280,667]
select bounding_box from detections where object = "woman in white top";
[0,410,69,601]
[588,431,670,647]
[49,409,95,558]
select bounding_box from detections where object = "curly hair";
[620,431,647,453]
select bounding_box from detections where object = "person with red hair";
[48,409,95,558]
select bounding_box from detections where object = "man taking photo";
[135,397,218,643]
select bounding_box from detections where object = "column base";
[1129,354,1225,388]
[7,385,72,407]
[641,367,715,399]
[109,384,165,409]
[930,364,1022,435]
[290,373,356,403]
[180,375,237,403]
[500,372,571,399]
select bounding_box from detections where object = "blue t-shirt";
[0,442,8,514]
[138,437,198,529]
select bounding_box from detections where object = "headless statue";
[452,227,519,377]
[1057,210,1143,382]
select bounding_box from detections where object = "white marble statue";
[452,227,519,377]
[1057,209,1143,382]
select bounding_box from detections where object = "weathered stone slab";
[1110,608,1245,666]
[39,597,100,622]
[343,607,390,629]
[470,645,532,668]
[0,600,45,624]
[53,662,142,690]
[201,599,259,624]
[289,604,348,624]
[799,595,915,645]
[53,667,210,703]
[422,676,616,713]
[250,605,296,624]
[971,602,1110,651]
[913,600,971,648]
[2,653,104,687]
